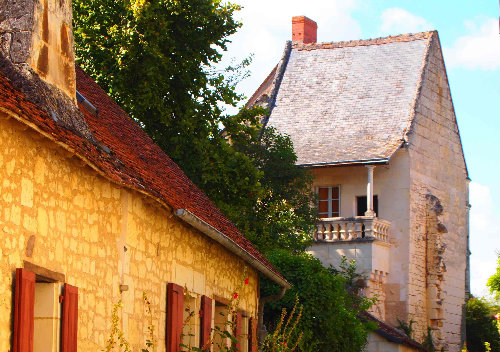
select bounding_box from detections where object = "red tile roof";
[0,64,283,280]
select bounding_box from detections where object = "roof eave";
[175,208,291,289]
[297,157,390,168]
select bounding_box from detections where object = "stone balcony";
[314,216,391,243]
[308,216,392,306]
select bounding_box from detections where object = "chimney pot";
[292,16,317,44]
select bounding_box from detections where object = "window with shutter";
[166,283,184,352]
[200,295,212,351]
[13,266,77,352]
[13,268,35,352]
[213,300,230,349]
[61,283,78,352]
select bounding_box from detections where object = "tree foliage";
[232,127,317,253]
[465,297,500,352]
[487,256,500,300]
[261,250,375,352]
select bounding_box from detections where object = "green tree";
[232,127,317,253]
[261,250,375,352]
[465,297,500,352]
[487,256,500,300]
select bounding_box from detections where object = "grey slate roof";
[263,32,433,166]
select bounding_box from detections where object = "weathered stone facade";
[0,113,260,350]
[405,34,469,350]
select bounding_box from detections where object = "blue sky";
[218,0,500,296]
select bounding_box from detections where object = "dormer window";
[318,186,340,218]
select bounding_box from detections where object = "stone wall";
[406,34,468,351]
[0,114,259,351]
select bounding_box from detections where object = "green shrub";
[262,250,375,352]
[466,297,500,352]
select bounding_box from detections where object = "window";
[318,186,340,218]
[167,285,214,352]
[182,293,200,348]
[214,300,230,349]
[356,195,379,216]
[12,266,78,352]
[34,282,62,352]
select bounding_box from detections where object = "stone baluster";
[324,222,331,241]
[340,222,347,240]
[332,223,339,240]
[347,222,354,240]
[316,223,323,241]
[364,219,374,239]
[353,221,362,239]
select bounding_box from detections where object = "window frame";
[317,185,341,218]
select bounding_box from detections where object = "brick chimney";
[292,16,317,44]
[1,0,76,99]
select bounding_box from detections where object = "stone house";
[0,1,290,351]
[249,16,469,352]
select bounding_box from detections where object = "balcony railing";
[314,216,390,242]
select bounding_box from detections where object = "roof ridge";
[292,30,435,51]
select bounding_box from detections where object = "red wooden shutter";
[166,283,184,352]
[13,268,35,352]
[200,295,212,351]
[61,283,78,352]
[234,311,243,351]
[248,317,257,352]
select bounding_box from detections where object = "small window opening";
[34,279,62,352]
[182,293,200,348]
[214,301,230,349]
[356,195,379,217]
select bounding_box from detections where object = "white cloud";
[444,18,500,70]
[216,0,362,112]
[469,182,500,297]
[379,8,432,36]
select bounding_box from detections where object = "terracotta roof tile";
[0,63,283,281]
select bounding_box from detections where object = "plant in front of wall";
[180,270,247,352]
[396,317,414,339]
[103,300,131,352]
[103,292,156,352]
[180,279,304,352]
[261,297,303,352]
[142,292,157,352]
[422,327,436,352]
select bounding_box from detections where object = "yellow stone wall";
[0,114,259,351]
